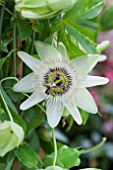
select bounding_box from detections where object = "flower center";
[43,67,72,96]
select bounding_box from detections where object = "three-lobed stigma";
[43,67,72,96]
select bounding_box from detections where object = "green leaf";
[44,146,81,169]
[0,164,6,170]
[27,118,43,133]
[0,86,18,113]
[29,131,40,151]
[16,19,32,41]
[2,37,12,53]
[0,107,4,115]
[0,50,14,69]
[64,0,104,21]
[3,79,25,102]
[61,0,104,53]
[80,110,89,125]
[5,152,15,170]
[58,146,81,168]
[64,21,97,53]
[15,144,38,168]
[0,87,26,132]
[22,107,44,133]
[38,20,50,40]
[99,4,113,31]
[58,25,85,58]
[50,18,61,33]
[44,155,64,168]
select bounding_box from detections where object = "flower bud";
[15,0,78,19]
[0,121,24,157]
[97,40,110,53]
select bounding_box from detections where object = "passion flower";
[13,41,109,128]
[15,0,78,19]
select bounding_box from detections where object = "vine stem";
[13,10,17,77]
[0,0,7,41]
[0,77,19,83]
[0,0,7,78]
[0,88,13,122]
[0,2,13,16]
[80,137,106,154]
[31,31,36,55]
[52,128,57,166]
[0,77,19,122]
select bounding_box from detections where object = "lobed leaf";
[15,144,38,168]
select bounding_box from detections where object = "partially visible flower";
[15,0,78,19]
[0,121,24,157]
[13,41,109,128]
[39,166,67,170]
[79,168,101,170]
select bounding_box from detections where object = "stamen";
[43,67,72,96]
[50,73,61,87]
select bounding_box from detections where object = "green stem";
[0,0,7,41]
[13,10,17,77]
[52,128,57,166]
[0,77,19,121]
[0,2,13,16]
[0,77,19,84]
[37,104,46,114]
[5,7,13,16]
[80,137,106,154]
[31,31,36,55]
[0,0,7,78]
[0,88,13,121]
[37,155,44,166]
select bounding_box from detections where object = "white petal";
[34,41,62,61]
[64,100,82,125]
[17,51,42,72]
[58,42,69,60]
[75,89,98,114]
[13,73,36,93]
[20,91,46,110]
[98,55,107,62]
[80,75,109,88]
[72,54,100,74]
[46,97,64,128]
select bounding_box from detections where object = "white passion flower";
[13,41,109,128]
[15,0,78,19]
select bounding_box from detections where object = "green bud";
[15,0,78,19]
[0,121,24,157]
